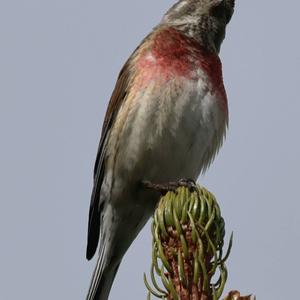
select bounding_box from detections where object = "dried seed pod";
[223,290,255,300]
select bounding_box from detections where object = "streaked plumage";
[86,1,234,299]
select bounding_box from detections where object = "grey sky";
[0,1,299,299]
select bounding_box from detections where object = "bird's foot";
[141,178,196,195]
[141,180,179,194]
[177,178,197,191]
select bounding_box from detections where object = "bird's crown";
[161,0,235,53]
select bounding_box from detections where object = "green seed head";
[145,185,233,300]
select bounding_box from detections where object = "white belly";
[107,77,226,186]
[100,77,227,255]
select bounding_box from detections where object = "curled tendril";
[145,185,233,299]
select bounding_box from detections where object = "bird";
[86,0,234,299]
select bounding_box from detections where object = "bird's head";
[161,0,235,53]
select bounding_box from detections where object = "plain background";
[1,0,299,299]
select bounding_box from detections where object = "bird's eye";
[209,2,225,19]
[210,1,233,24]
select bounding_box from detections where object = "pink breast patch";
[136,27,228,112]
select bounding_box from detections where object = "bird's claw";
[141,180,178,195]
[177,178,197,192]
[141,178,196,195]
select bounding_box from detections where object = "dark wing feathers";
[86,61,133,260]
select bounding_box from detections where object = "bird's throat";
[135,27,228,112]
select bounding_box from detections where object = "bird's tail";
[86,244,120,300]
